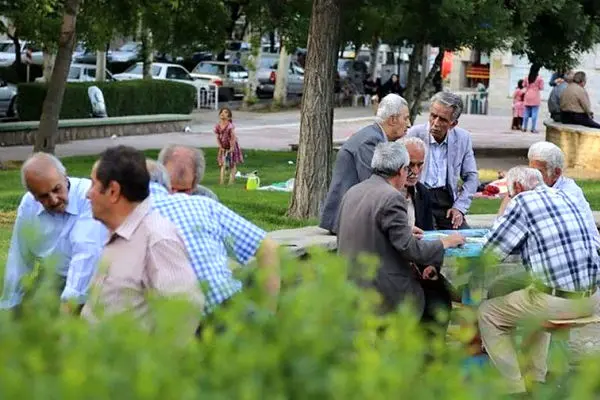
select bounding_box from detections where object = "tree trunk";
[403,40,424,109]
[9,34,22,67]
[34,0,81,153]
[409,48,445,123]
[287,0,341,220]
[141,24,153,80]
[369,36,378,81]
[96,50,107,82]
[273,42,290,106]
[42,48,56,82]
[243,30,261,106]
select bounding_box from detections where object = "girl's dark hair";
[517,79,524,89]
[219,107,233,121]
[528,64,540,84]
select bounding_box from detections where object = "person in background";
[320,94,412,234]
[380,74,403,98]
[215,107,244,185]
[560,71,600,128]
[522,65,544,133]
[511,80,525,130]
[407,91,479,230]
[547,72,570,122]
[82,146,204,334]
[158,144,218,200]
[0,153,107,314]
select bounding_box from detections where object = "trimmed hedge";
[17,79,196,121]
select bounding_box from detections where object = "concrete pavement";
[0,107,543,162]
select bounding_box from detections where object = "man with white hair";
[1,153,108,313]
[336,141,465,324]
[145,159,280,331]
[407,91,479,230]
[479,166,599,395]
[321,93,412,234]
[527,141,599,247]
[158,144,218,200]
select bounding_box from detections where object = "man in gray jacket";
[320,94,411,234]
[336,141,465,320]
[407,92,479,230]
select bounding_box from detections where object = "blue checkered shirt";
[484,185,599,292]
[149,183,266,313]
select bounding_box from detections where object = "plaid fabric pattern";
[149,183,266,312]
[484,186,599,292]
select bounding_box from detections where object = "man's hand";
[421,266,439,281]
[412,226,424,240]
[446,208,464,229]
[440,232,465,249]
[60,302,73,315]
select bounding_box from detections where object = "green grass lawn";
[1,148,600,241]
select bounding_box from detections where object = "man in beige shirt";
[560,70,600,128]
[81,145,204,334]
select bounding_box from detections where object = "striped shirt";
[484,186,599,291]
[81,198,204,333]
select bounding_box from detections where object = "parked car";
[107,42,141,64]
[113,62,211,91]
[0,40,43,67]
[68,63,115,82]
[0,78,17,118]
[256,59,304,97]
[190,61,248,100]
[337,59,369,83]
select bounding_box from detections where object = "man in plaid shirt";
[479,166,598,395]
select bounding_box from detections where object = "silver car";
[0,78,17,118]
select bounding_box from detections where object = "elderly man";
[560,71,600,128]
[158,144,218,200]
[82,146,204,334]
[479,166,599,395]
[336,141,465,320]
[0,153,107,313]
[320,93,412,234]
[407,91,479,230]
[145,159,280,321]
[547,72,570,122]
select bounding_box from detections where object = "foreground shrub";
[0,250,597,399]
[16,80,196,121]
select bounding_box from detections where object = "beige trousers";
[478,286,596,393]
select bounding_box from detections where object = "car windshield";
[193,63,225,75]
[68,67,81,79]
[0,43,16,53]
[124,64,160,76]
[119,43,139,52]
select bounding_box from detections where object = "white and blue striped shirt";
[149,183,266,313]
[1,178,108,308]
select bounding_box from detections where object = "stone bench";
[0,114,192,146]
[545,119,600,171]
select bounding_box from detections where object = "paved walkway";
[0,107,543,161]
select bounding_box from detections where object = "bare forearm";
[256,238,281,303]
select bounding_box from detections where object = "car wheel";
[7,97,16,118]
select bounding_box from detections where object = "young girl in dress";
[214,107,244,185]
[511,79,525,130]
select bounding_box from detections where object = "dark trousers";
[420,276,453,335]
[561,111,600,129]
[429,187,470,230]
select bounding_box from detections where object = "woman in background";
[522,65,544,133]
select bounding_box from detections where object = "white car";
[68,63,115,82]
[113,62,210,90]
[0,40,43,67]
[0,78,17,118]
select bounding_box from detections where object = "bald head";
[158,145,206,194]
[21,153,69,213]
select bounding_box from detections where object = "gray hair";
[506,166,545,194]
[430,91,463,121]
[21,152,67,189]
[371,141,409,178]
[146,159,172,191]
[399,136,427,157]
[527,141,564,177]
[157,144,206,184]
[374,94,408,124]
[573,71,586,84]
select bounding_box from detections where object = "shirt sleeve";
[0,199,34,309]
[61,207,108,304]
[483,198,527,260]
[213,202,267,265]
